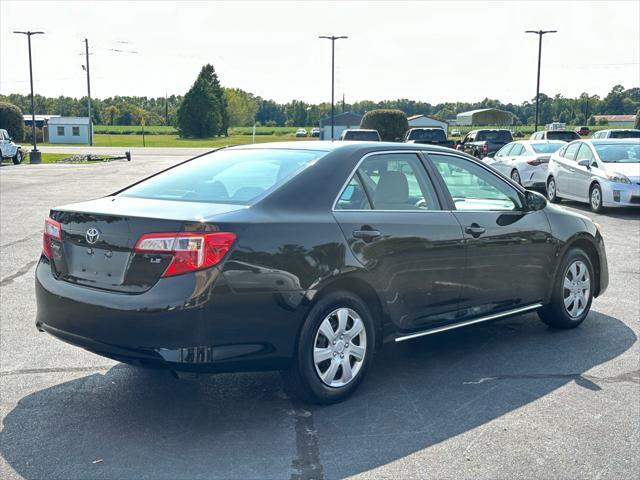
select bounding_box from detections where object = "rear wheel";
[281,291,375,404]
[538,248,594,329]
[12,150,22,165]
[590,183,604,213]
[510,169,521,185]
[546,177,561,203]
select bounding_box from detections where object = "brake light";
[134,232,236,277]
[527,155,550,166]
[483,143,489,154]
[43,217,61,259]
[527,159,541,166]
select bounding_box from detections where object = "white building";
[407,114,448,132]
[592,115,636,127]
[319,112,363,140]
[47,117,92,144]
[456,108,515,126]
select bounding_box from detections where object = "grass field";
[93,125,314,136]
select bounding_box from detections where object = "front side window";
[57,126,65,136]
[122,148,326,204]
[429,154,522,211]
[563,142,581,161]
[576,144,595,162]
[337,153,440,210]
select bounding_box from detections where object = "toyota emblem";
[85,227,100,244]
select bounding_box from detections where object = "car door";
[504,143,525,175]
[0,130,7,156]
[555,141,581,196]
[333,151,466,331]
[426,152,556,320]
[569,143,596,200]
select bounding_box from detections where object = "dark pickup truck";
[403,128,455,148]
[457,129,513,158]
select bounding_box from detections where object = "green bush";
[360,109,408,141]
[0,102,25,141]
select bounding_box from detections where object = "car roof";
[516,140,565,145]
[227,140,458,154]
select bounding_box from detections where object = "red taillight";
[483,143,489,154]
[527,159,541,166]
[134,232,236,277]
[43,217,61,259]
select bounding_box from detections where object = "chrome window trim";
[331,149,441,212]
[395,303,544,342]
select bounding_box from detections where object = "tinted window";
[531,143,564,154]
[564,143,581,161]
[345,153,440,210]
[122,149,326,204]
[344,131,380,141]
[594,143,640,163]
[546,131,580,142]
[336,174,371,210]
[408,129,446,141]
[476,130,512,142]
[610,130,640,139]
[430,154,522,211]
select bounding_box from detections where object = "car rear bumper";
[520,165,548,188]
[35,257,308,373]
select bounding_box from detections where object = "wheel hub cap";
[313,307,367,388]
[563,260,591,318]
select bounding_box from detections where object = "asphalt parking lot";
[1,156,638,479]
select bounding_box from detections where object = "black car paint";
[35,142,608,374]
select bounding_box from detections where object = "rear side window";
[547,131,580,142]
[121,149,326,204]
[510,144,525,156]
[336,153,440,211]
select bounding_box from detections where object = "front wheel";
[538,248,594,329]
[590,183,604,213]
[281,291,375,404]
[546,177,561,203]
[12,150,22,165]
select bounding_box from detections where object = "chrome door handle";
[465,224,486,237]
[353,229,381,240]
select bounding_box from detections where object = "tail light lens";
[134,232,236,277]
[43,217,62,259]
[527,156,550,166]
[483,143,489,154]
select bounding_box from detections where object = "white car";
[591,129,640,139]
[484,140,565,188]
[546,139,640,212]
[0,129,23,164]
[295,128,307,138]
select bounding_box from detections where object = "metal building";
[456,108,516,126]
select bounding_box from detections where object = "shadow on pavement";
[560,200,640,221]
[1,310,636,479]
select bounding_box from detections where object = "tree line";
[1,74,638,132]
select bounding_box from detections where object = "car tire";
[281,291,375,404]
[546,177,561,203]
[538,248,594,329]
[510,169,521,185]
[12,150,22,165]
[590,183,604,213]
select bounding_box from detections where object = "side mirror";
[577,159,590,168]
[525,190,547,212]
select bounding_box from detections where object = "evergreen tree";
[177,64,226,138]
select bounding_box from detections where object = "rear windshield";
[609,130,640,139]
[594,143,640,163]
[121,149,326,204]
[408,129,446,141]
[531,143,564,154]
[546,131,580,141]
[344,131,379,141]
[476,130,512,142]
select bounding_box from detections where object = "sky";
[1,0,638,105]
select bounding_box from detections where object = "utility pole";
[84,38,93,146]
[526,30,557,132]
[13,30,44,163]
[342,93,345,113]
[319,35,348,140]
[165,93,169,126]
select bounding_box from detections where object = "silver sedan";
[484,140,565,188]
[546,139,640,212]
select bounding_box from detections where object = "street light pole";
[319,35,348,140]
[84,38,93,146]
[526,30,557,133]
[13,30,44,163]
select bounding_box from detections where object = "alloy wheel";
[563,260,590,318]
[591,186,601,211]
[313,307,367,388]
[511,170,521,185]
[547,179,556,200]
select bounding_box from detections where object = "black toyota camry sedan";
[36,141,608,403]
